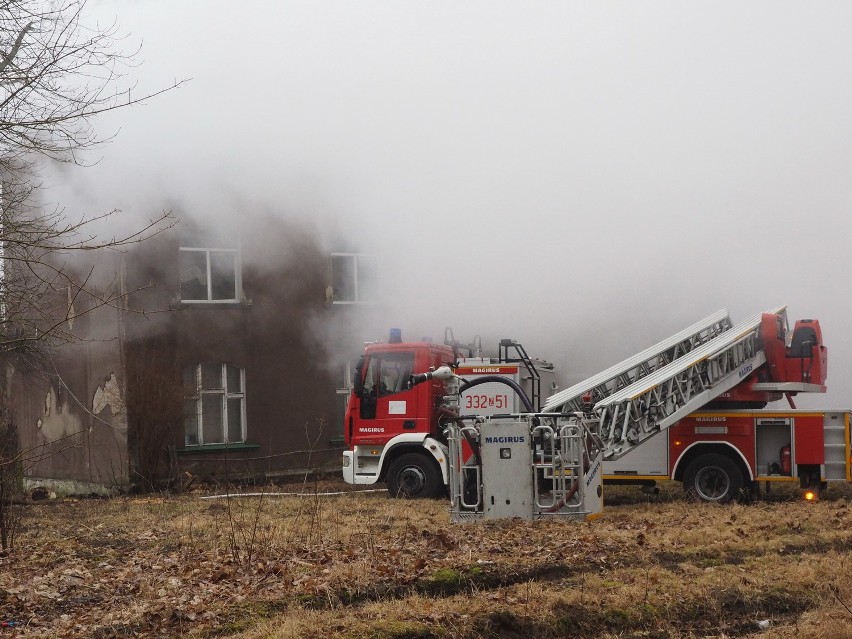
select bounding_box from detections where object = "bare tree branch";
[0,1,188,163]
[0,1,186,363]
[0,20,32,73]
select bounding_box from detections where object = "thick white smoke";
[44,0,852,406]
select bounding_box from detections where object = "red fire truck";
[342,307,844,503]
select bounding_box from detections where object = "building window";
[179,248,241,302]
[184,363,246,446]
[330,253,375,304]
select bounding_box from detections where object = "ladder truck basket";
[447,414,604,522]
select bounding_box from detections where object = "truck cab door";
[356,351,421,442]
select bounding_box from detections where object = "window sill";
[176,443,260,455]
[171,300,254,310]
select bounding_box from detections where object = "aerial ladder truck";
[540,305,833,503]
[342,306,836,519]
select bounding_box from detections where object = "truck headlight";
[342,456,350,468]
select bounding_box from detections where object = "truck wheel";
[387,453,443,499]
[683,453,744,504]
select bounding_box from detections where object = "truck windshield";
[363,352,415,397]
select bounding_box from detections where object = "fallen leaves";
[0,486,850,638]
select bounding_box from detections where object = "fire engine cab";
[343,331,551,500]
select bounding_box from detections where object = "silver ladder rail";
[596,306,787,459]
[542,309,733,414]
[532,422,583,513]
[447,424,482,512]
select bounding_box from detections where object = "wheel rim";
[694,465,730,501]
[397,466,426,495]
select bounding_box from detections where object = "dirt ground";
[1,479,851,638]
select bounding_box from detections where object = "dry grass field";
[1,479,851,638]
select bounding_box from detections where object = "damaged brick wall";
[10,211,351,491]
[120,213,341,486]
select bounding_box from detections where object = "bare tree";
[0,0,186,527]
[0,0,184,163]
[0,163,174,363]
[0,402,20,550]
[0,0,186,358]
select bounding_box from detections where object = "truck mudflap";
[420,436,451,484]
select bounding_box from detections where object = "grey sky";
[52,1,852,405]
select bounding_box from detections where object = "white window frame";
[179,247,242,303]
[184,363,247,446]
[331,252,373,304]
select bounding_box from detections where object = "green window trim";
[176,443,260,455]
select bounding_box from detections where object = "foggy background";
[46,1,852,406]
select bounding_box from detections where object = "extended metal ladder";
[596,306,787,459]
[542,309,733,415]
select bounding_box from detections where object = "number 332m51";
[464,394,509,410]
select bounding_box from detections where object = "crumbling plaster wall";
[14,264,130,493]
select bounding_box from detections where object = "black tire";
[386,453,443,499]
[683,453,744,504]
